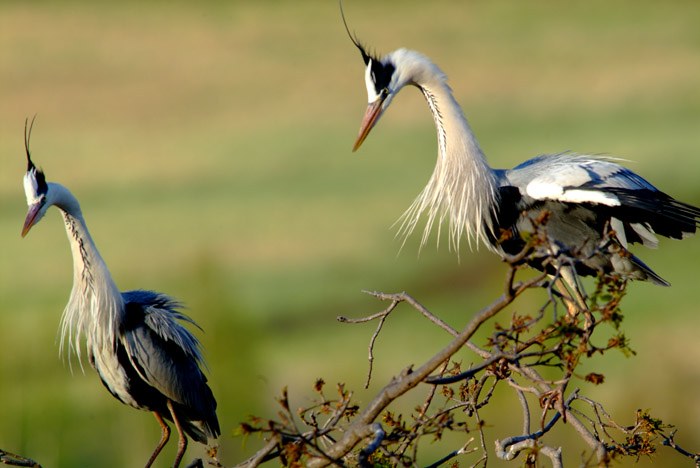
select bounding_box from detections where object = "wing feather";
[119,290,214,418]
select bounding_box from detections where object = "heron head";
[351,50,399,152]
[351,47,447,152]
[22,117,50,237]
[340,2,399,151]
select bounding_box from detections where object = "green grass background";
[1,1,700,466]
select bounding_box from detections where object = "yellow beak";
[353,93,387,152]
[22,203,41,237]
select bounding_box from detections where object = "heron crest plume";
[23,116,47,206]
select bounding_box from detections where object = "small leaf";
[585,373,605,385]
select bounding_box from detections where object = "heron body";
[21,122,219,468]
[350,45,700,286]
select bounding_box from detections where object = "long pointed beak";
[22,204,41,237]
[353,93,387,152]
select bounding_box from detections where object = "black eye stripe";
[370,60,395,93]
[36,169,48,195]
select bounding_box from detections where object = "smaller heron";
[343,11,700,297]
[21,119,220,468]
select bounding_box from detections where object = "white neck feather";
[48,183,124,365]
[395,57,498,253]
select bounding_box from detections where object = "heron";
[345,20,700,298]
[21,119,220,468]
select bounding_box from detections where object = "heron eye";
[371,60,395,93]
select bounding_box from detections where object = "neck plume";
[49,183,123,366]
[395,59,498,253]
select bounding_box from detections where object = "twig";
[510,378,531,435]
[395,359,451,459]
[359,291,456,335]
[364,312,388,388]
[305,265,532,468]
[563,406,606,462]
[231,436,281,468]
[423,438,477,468]
[184,459,203,468]
[357,423,385,467]
[0,450,41,468]
[471,406,488,468]
[495,389,578,461]
[661,430,700,467]
[426,352,505,384]
[539,445,563,468]
[358,290,495,359]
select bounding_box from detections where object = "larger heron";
[21,120,220,468]
[346,24,700,291]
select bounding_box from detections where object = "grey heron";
[21,119,220,468]
[346,28,700,292]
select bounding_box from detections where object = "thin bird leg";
[167,400,189,468]
[145,412,171,468]
[559,267,587,309]
[547,273,579,318]
[554,278,582,316]
[557,268,593,329]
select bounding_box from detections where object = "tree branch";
[0,450,41,468]
[305,265,531,468]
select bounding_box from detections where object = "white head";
[347,35,446,152]
[22,118,51,237]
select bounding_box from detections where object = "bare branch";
[363,313,388,388]
[360,291,457,336]
[424,438,477,468]
[357,423,385,467]
[511,379,531,435]
[495,390,577,461]
[231,227,695,468]
[540,445,563,468]
[0,450,41,468]
[305,265,527,468]
[662,430,700,467]
[231,436,281,468]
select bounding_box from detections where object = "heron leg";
[145,411,171,468]
[556,268,593,329]
[555,278,582,316]
[167,399,188,468]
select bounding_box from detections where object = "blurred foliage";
[1,0,699,467]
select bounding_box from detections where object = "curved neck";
[398,71,498,252]
[48,183,124,361]
[419,80,488,168]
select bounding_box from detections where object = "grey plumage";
[21,119,219,468]
[349,45,700,286]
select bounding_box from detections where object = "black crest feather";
[339,0,374,65]
[24,115,47,194]
[339,1,395,94]
[25,115,37,171]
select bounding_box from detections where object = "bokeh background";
[1,1,700,466]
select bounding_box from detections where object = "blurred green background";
[1,1,700,466]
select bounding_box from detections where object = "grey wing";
[505,153,700,246]
[120,290,219,438]
[508,153,656,202]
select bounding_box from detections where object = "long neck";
[398,73,498,252]
[49,183,124,362]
